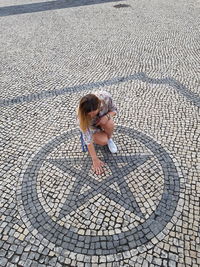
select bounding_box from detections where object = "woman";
[77,91,117,175]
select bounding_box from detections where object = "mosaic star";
[46,153,152,220]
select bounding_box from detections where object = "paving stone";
[24,259,32,267]
[0,249,7,257]
[169,259,177,267]
[0,258,8,267]
[0,0,199,266]
[10,255,20,264]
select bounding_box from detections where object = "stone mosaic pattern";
[0,0,200,266]
[17,127,182,256]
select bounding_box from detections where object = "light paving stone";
[1,0,199,265]
[0,258,8,267]
[169,260,177,267]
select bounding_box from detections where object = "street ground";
[0,0,200,266]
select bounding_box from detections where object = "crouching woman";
[77,91,117,175]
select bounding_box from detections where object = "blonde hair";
[77,94,101,132]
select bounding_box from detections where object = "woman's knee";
[98,138,108,146]
[93,132,108,146]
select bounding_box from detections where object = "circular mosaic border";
[17,126,185,258]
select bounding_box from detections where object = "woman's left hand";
[96,115,108,126]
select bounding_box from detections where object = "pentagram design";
[46,153,152,220]
[18,126,181,255]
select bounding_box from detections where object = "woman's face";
[88,109,99,118]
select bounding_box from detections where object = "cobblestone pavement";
[0,0,200,266]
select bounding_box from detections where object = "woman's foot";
[107,138,117,153]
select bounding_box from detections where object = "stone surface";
[0,0,199,265]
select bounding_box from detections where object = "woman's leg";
[93,119,115,146]
[93,131,108,146]
[100,119,115,139]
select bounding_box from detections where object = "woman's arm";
[80,129,104,174]
[87,143,104,175]
[106,111,116,119]
[96,111,116,126]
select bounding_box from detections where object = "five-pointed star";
[45,153,152,220]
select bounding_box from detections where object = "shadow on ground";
[0,0,123,16]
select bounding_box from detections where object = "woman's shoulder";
[94,90,112,100]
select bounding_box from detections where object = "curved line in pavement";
[0,72,199,107]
